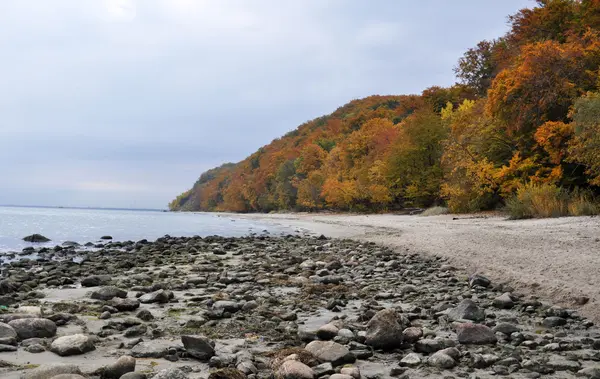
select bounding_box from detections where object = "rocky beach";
[0,231,600,379]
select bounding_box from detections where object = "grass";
[420,206,449,216]
[505,183,599,219]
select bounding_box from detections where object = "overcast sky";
[0,0,532,209]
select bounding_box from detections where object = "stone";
[139,289,170,304]
[208,368,247,379]
[101,355,136,379]
[109,298,140,312]
[329,375,354,379]
[304,340,355,366]
[136,309,154,321]
[313,362,334,377]
[447,299,485,321]
[90,286,127,301]
[493,293,514,309]
[0,344,17,352]
[100,235,113,240]
[402,327,423,344]
[414,338,455,354]
[493,322,520,335]
[120,374,147,379]
[364,308,407,350]
[456,323,497,345]
[543,316,567,328]
[317,323,339,340]
[25,343,45,353]
[578,367,600,379]
[99,311,111,319]
[22,364,82,379]
[50,334,95,356]
[81,275,111,287]
[130,341,168,358]
[429,351,456,369]
[181,335,215,361]
[23,234,51,242]
[152,368,188,379]
[213,300,240,312]
[469,274,491,288]
[546,355,581,372]
[276,360,314,379]
[400,353,422,367]
[8,318,56,339]
[340,366,361,379]
[47,375,86,379]
[0,322,17,345]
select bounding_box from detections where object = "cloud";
[0,0,532,208]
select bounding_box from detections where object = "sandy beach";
[233,213,600,322]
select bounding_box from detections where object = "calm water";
[0,206,291,252]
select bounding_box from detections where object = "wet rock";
[120,374,147,379]
[136,309,154,321]
[101,355,136,379]
[493,293,515,309]
[317,323,339,340]
[276,360,314,379]
[91,286,128,301]
[456,323,497,345]
[207,368,247,379]
[213,300,240,313]
[8,317,56,339]
[139,289,170,304]
[0,343,17,351]
[429,351,456,369]
[305,340,355,366]
[152,368,188,379]
[400,353,422,367]
[50,334,95,356]
[110,297,141,312]
[469,274,491,288]
[447,299,485,321]
[23,234,51,243]
[313,362,334,377]
[130,341,168,358]
[81,275,111,287]
[181,335,215,361]
[365,308,407,350]
[543,316,567,328]
[0,322,17,345]
[22,364,82,379]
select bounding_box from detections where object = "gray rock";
[0,322,17,345]
[0,343,17,352]
[47,375,86,379]
[130,341,168,358]
[120,374,147,379]
[23,234,51,243]
[578,367,600,379]
[101,355,136,379]
[429,351,456,369]
[364,308,407,350]
[8,318,57,339]
[493,293,514,309]
[447,299,485,322]
[152,368,188,379]
[493,322,520,335]
[400,353,422,367]
[50,334,95,356]
[414,338,455,354]
[25,343,45,353]
[181,335,215,361]
[109,298,140,312]
[22,364,82,379]
[543,316,567,328]
[136,309,154,321]
[340,366,361,379]
[546,355,581,372]
[317,323,339,340]
[90,286,127,301]
[329,375,354,379]
[313,362,334,377]
[304,340,355,366]
[81,275,111,287]
[139,289,170,304]
[213,300,240,312]
[276,360,314,379]
[469,274,491,288]
[456,323,497,345]
[402,327,423,344]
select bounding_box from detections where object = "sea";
[0,206,292,252]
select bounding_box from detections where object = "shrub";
[505,183,599,219]
[421,206,450,216]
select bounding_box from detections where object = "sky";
[0,0,533,209]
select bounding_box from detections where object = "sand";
[233,212,600,322]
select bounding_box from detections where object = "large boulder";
[0,322,17,345]
[90,286,128,301]
[51,334,95,356]
[22,364,82,379]
[304,341,355,366]
[276,360,314,379]
[23,234,51,243]
[181,335,215,360]
[101,355,136,379]
[446,299,485,322]
[456,323,497,345]
[8,318,56,340]
[364,308,407,350]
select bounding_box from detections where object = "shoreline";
[228,212,600,323]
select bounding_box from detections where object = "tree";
[568,91,600,185]
[454,40,498,96]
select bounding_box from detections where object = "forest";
[170,0,600,218]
